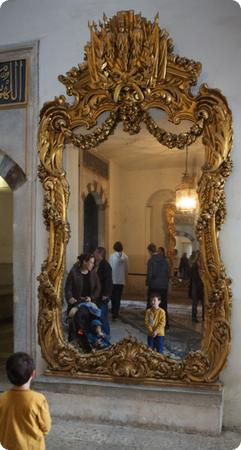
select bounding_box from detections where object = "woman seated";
[64,253,101,348]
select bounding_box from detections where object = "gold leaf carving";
[38,11,232,384]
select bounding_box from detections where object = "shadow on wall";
[0,263,13,320]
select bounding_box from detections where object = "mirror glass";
[62,110,205,359]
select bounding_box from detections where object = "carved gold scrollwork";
[165,203,176,276]
[38,11,232,384]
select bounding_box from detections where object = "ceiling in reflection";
[78,111,205,171]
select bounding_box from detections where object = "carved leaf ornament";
[38,11,232,383]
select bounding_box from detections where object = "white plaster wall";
[0,190,12,263]
[120,166,183,268]
[109,160,122,248]
[0,0,241,427]
[0,43,39,367]
[117,166,190,295]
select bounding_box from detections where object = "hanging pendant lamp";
[175,145,198,212]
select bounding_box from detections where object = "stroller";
[68,302,102,353]
[86,319,110,351]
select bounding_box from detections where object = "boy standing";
[0,352,51,450]
[145,294,166,354]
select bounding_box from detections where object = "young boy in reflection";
[145,294,166,354]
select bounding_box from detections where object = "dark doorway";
[0,178,13,369]
[84,193,98,253]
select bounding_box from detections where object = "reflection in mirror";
[38,10,232,382]
[62,113,205,359]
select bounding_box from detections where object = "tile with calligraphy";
[0,59,27,107]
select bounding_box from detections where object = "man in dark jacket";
[146,244,169,327]
[94,246,112,336]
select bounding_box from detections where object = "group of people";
[63,240,204,355]
[144,244,205,354]
[64,242,128,352]
[64,239,168,355]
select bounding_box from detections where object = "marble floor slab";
[45,418,241,450]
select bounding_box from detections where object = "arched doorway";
[146,189,174,249]
[83,183,107,253]
[84,193,98,253]
[0,176,13,361]
[0,151,26,368]
[175,230,196,258]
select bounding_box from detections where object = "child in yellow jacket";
[145,293,166,353]
[0,352,51,450]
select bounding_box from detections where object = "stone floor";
[59,288,203,358]
[117,294,203,358]
[45,418,241,450]
[0,286,203,357]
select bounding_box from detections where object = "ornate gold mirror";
[38,10,232,383]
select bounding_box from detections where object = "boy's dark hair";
[113,241,123,252]
[6,352,35,386]
[150,293,161,303]
[147,243,156,254]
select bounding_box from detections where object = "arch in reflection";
[82,181,108,252]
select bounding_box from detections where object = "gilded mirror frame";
[38,11,232,383]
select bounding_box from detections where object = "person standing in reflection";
[109,241,128,320]
[179,252,190,281]
[64,253,101,342]
[188,250,197,270]
[145,294,166,354]
[94,246,112,336]
[189,252,204,323]
[146,243,158,306]
[146,244,169,328]
[173,248,180,277]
